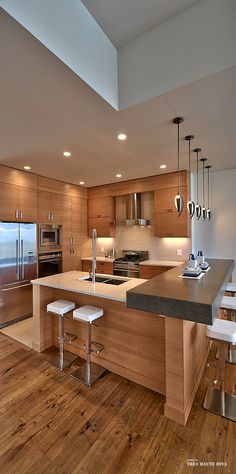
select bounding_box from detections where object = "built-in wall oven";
[38,252,62,278]
[38,224,62,253]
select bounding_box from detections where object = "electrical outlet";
[176,249,183,256]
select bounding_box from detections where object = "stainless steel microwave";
[38,224,62,252]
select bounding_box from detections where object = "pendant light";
[173,117,184,215]
[193,148,202,219]
[200,157,207,220]
[205,164,212,220]
[185,134,195,218]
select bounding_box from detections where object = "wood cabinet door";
[51,193,63,223]
[154,186,187,213]
[62,245,72,273]
[154,211,190,237]
[96,261,113,275]
[140,265,173,279]
[82,260,91,272]
[154,186,190,237]
[62,245,81,272]
[0,183,19,221]
[88,196,115,237]
[37,190,51,223]
[70,245,82,271]
[71,196,81,244]
[18,187,37,222]
[62,195,72,245]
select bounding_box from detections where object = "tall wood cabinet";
[62,195,87,272]
[88,196,115,237]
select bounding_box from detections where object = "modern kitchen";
[0,1,236,473]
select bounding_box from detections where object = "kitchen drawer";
[140,265,173,279]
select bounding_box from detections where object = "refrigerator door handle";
[21,239,24,280]
[16,239,20,279]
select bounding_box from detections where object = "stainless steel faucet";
[92,228,97,284]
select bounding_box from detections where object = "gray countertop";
[127,259,234,325]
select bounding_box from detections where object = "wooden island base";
[33,284,209,425]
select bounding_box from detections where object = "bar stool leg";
[59,316,64,371]
[203,342,236,421]
[71,322,106,387]
[85,322,92,385]
[216,310,236,365]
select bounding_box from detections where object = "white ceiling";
[0,8,236,187]
[81,0,201,47]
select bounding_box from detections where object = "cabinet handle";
[48,212,51,221]
[72,236,74,244]
[51,213,54,221]
[20,210,23,219]
[15,210,19,219]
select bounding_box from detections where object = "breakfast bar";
[32,258,234,425]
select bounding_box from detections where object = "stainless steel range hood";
[126,193,150,226]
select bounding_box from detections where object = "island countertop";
[31,271,147,303]
[127,259,234,325]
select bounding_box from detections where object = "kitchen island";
[32,260,234,425]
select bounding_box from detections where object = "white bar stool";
[71,305,105,386]
[220,296,236,364]
[226,283,236,294]
[203,318,236,422]
[46,299,78,370]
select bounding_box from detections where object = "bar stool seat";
[226,283,236,293]
[221,296,236,311]
[47,300,76,315]
[206,318,236,343]
[45,299,78,371]
[73,305,103,323]
[203,318,236,422]
[71,305,105,386]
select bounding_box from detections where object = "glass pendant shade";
[200,157,207,221]
[193,148,202,220]
[205,165,212,221]
[185,134,195,218]
[173,117,184,216]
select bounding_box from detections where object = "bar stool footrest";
[44,346,78,371]
[204,362,219,385]
[203,387,236,422]
[71,362,106,387]
[64,332,77,344]
[91,341,104,354]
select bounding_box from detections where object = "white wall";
[192,169,236,281]
[118,0,236,109]
[0,0,118,109]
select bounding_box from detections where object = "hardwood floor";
[0,333,235,474]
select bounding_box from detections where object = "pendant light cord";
[196,151,199,203]
[188,140,191,200]
[207,167,210,209]
[177,122,180,194]
[202,162,205,207]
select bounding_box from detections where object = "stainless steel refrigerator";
[0,223,37,328]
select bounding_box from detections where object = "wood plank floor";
[0,333,235,474]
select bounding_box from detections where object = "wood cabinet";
[154,186,190,237]
[62,195,87,272]
[140,265,174,279]
[88,197,115,238]
[37,190,63,223]
[0,182,37,222]
[82,260,113,275]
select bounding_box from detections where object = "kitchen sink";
[79,275,128,285]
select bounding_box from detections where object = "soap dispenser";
[187,253,197,270]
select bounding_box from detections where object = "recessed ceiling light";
[63,151,71,157]
[24,165,31,170]
[160,164,167,169]
[117,133,127,141]
[116,174,122,178]
[79,181,85,185]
